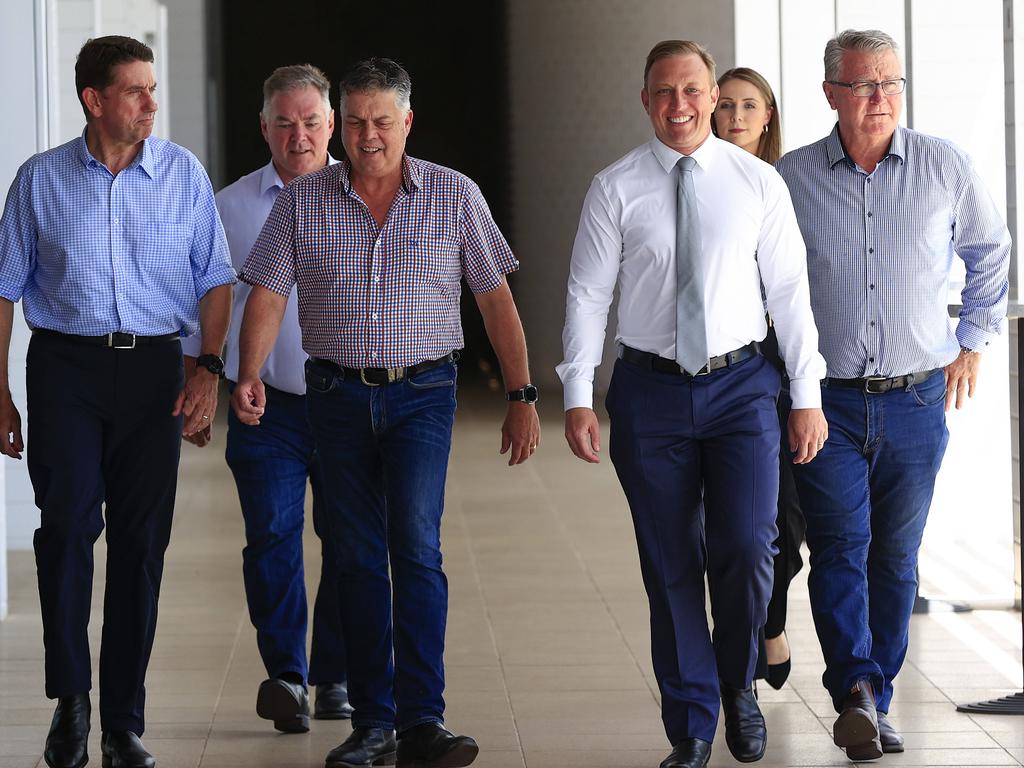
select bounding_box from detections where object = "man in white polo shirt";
[182,63,349,733]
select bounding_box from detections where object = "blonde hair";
[714,67,782,164]
[644,40,716,88]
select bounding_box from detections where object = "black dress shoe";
[315,682,354,720]
[325,727,397,768]
[720,683,767,762]
[44,694,90,768]
[256,677,310,733]
[833,680,880,760]
[877,712,904,753]
[763,632,791,691]
[100,731,155,768]
[660,738,712,768]
[396,723,478,768]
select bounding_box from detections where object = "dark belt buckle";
[863,377,890,394]
[108,332,136,349]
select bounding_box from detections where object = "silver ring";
[202,415,210,420]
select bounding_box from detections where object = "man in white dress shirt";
[182,64,350,733]
[558,40,827,768]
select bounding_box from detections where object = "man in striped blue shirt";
[776,29,1010,761]
[0,36,234,768]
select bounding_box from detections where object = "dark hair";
[643,40,716,88]
[338,57,412,114]
[713,67,782,164]
[75,35,154,118]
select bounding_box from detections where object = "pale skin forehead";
[838,48,903,79]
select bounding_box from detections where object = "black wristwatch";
[196,353,225,376]
[506,384,539,404]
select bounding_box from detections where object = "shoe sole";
[256,682,309,733]
[326,751,397,768]
[846,737,883,761]
[881,741,905,754]
[45,752,89,768]
[396,741,480,768]
[833,709,878,748]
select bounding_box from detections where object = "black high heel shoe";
[763,632,791,690]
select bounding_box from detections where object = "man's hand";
[181,355,212,446]
[172,367,220,437]
[232,376,267,426]
[788,407,828,464]
[500,402,541,465]
[944,349,981,411]
[0,389,23,459]
[565,407,601,463]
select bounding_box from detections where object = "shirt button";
[869,248,874,254]
[372,275,380,283]
[867,212,874,217]
[369,351,378,359]
[870,284,875,290]
[870,321,876,327]
[371,312,378,320]
[113,217,119,224]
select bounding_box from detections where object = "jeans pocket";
[908,371,946,407]
[304,359,338,394]
[406,362,456,390]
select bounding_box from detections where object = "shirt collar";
[648,132,719,174]
[826,123,906,168]
[262,153,340,194]
[77,127,156,178]
[339,154,421,195]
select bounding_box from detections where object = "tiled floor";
[2,391,1024,767]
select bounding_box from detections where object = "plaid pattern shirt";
[243,155,518,368]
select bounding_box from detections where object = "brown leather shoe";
[833,680,880,760]
[877,712,904,753]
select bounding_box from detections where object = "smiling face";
[82,59,158,147]
[641,53,718,155]
[261,85,334,185]
[713,77,772,156]
[824,48,903,145]
[341,88,413,183]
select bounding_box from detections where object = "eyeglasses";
[827,78,906,97]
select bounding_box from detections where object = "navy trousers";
[225,383,346,685]
[607,352,780,745]
[28,331,183,735]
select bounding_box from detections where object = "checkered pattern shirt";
[0,131,235,336]
[243,155,519,368]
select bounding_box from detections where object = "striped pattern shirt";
[776,125,1010,379]
[242,155,518,368]
[0,131,235,336]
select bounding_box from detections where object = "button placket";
[864,172,880,374]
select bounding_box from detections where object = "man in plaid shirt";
[233,58,540,768]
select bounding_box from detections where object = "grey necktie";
[675,155,708,375]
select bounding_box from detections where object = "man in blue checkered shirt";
[0,36,234,768]
[233,57,540,768]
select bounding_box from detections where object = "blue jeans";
[787,371,948,713]
[607,353,781,745]
[304,358,457,731]
[226,382,346,685]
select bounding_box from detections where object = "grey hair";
[338,57,412,115]
[261,64,332,118]
[824,29,899,80]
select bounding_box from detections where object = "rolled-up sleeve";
[188,160,236,299]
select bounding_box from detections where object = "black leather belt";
[312,351,459,386]
[825,368,939,394]
[618,342,759,377]
[33,328,181,349]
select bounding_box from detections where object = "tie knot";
[678,155,696,173]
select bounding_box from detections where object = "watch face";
[523,385,539,403]
[198,354,225,375]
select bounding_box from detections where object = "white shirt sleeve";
[556,176,623,411]
[756,174,826,409]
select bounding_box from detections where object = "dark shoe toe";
[256,677,310,733]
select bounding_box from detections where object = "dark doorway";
[214,1,511,385]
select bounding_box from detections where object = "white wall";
[0,0,51,618]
